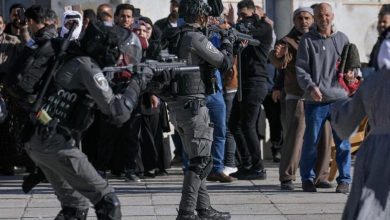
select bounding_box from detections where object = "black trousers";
[262,93,283,146]
[229,81,267,170]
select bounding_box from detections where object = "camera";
[17,8,27,27]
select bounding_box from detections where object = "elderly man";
[295,3,351,193]
[270,7,333,191]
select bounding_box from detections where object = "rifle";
[102,59,200,81]
[208,26,261,101]
[207,26,261,46]
[32,22,78,124]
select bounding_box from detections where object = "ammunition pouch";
[170,70,206,96]
[42,89,95,133]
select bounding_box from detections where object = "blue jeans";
[300,103,351,184]
[206,91,226,173]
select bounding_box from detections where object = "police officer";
[13,22,151,220]
[161,0,234,219]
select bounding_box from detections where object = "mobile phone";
[17,8,27,26]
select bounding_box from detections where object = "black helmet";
[179,0,211,23]
[80,21,121,67]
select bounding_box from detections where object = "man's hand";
[310,86,323,102]
[272,90,281,103]
[225,3,235,25]
[274,44,287,59]
[150,94,160,108]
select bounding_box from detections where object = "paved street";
[0,161,348,220]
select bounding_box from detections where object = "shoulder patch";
[93,73,109,92]
[206,41,219,54]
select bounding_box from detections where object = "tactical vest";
[42,87,94,133]
[169,27,214,96]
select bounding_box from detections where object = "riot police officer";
[12,22,151,220]
[161,0,234,219]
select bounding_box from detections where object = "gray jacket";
[296,28,349,103]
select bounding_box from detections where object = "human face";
[144,23,152,40]
[314,4,334,34]
[0,16,5,34]
[377,14,390,34]
[136,24,147,38]
[118,9,133,29]
[170,1,179,13]
[294,11,314,34]
[238,7,254,19]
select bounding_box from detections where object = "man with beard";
[4,3,25,37]
[155,0,184,32]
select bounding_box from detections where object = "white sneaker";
[223,166,238,176]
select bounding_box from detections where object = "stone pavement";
[0,161,348,220]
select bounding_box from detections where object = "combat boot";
[196,206,231,220]
[95,192,121,220]
[176,209,200,220]
[54,206,88,220]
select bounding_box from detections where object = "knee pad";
[188,156,213,180]
[54,206,88,220]
[95,193,122,220]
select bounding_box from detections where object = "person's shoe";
[95,193,122,220]
[222,166,238,176]
[229,167,251,178]
[315,180,334,188]
[271,146,282,163]
[336,182,350,193]
[207,172,235,183]
[142,170,156,178]
[124,172,141,182]
[176,209,200,220]
[22,170,47,193]
[54,206,88,220]
[281,180,294,190]
[302,180,317,192]
[196,206,231,220]
[155,169,169,176]
[237,169,267,180]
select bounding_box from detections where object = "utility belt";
[183,98,206,115]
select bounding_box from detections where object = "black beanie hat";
[339,43,361,73]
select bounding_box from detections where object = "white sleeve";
[377,39,390,69]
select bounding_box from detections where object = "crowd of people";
[0,0,389,219]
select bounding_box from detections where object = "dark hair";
[83,9,97,22]
[45,8,57,21]
[310,4,318,10]
[25,5,46,24]
[139,16,152,27]
[379,4,390,17]
[9,3,25,14]
[237,0,255,10]
[114,4,135,17]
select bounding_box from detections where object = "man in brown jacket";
[269,7,333,190]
